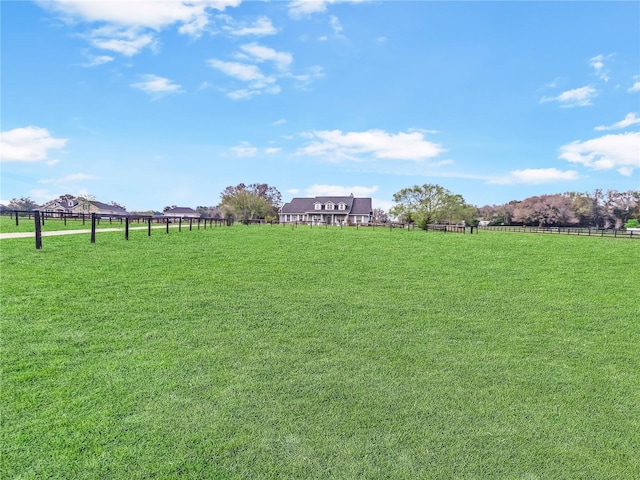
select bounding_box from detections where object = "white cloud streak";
[595,113,640,131]
[298,129,445,162]
[559,131,640,176]
[304,184,379,196]
[37,0,242,55]
[288,0,365,18]
[589,54,611,82]
[541,85,597,107]
[489,168,580,185]
[40,173,98,184]
[239,43,292,70]
[0,126,67,162]
[131,74,182,96]
[224,16,277,36]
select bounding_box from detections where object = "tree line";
[3,184,639,229]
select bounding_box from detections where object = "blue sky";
[1,0,639,212]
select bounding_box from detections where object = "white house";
[162,207,200,219]
[279,195,373,225]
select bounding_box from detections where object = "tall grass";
[2,226,638,479]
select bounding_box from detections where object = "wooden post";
[91,213,96,243]
[189,218,193,231]
[179,217,182,232]
[148,217,152,236]
[15,210,19,226]
[125,217,130,240]
[34,211,42,250]
[166,218,170,234]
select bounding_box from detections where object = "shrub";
[624,218,639,229]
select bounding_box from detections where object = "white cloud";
[589,54,612,82]
[37,0,241,55]
[207,57,282,98]
[329,15,344,38]
[231,142,258,157]
[291,65,325,88]
[85,25,156,56]
[223,16,277,36]
[273,119,287,126]
[208,59,265,81]
[541,85,597,107]
[264,147,281,154]
[298,129,445,162]
[0,126,67,162]
[82,53,114,67]
[40,173,98,184]
[559,131,640,176]
[595,113,640,131]
[305,184,379,196]
[288,0,365,18]
[489,168,580,185]
[239,43,292,70]
[131,74,182,96]
[629,76,640,93]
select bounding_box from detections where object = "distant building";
[279,195,372,225]
[162,207,200,219]
[72,200,127,216]
[42,195,79,215]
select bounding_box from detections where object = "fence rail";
[480,225,639,239]
[0,210,235,249]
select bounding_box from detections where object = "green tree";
[220,190,270,223]
[220,183,282,222]
[390,184,474,228]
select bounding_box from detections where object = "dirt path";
[0,225,176,239]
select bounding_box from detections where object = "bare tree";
[8,197,40,211]
[372,208,389,223]
[513,194,577,227]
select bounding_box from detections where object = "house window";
[326,202,334,210]
[338,203,346,210]
[314,203,322,210]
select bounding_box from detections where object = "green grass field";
[2,225,638,479]
[0,214,176,234]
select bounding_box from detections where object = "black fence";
[1,210,234,249]
[480,225,639,239]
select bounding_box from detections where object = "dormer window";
[314,202,322,210]
[338,203,346,211]
[326,202,334,210]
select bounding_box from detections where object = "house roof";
[90,200,127,213]
[43,197,79,209]
[164,207,198,214]
[280,196,372,215]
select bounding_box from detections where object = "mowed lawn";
[1,225,638,479]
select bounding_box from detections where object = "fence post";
[190,218,193,231]
[91,213,96,243]
[125,217,130,240]
[15,210,19,226]
[148,218,152,236]
[179,217,182,232]
[34,211,42,250]
[166,218,170,234]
